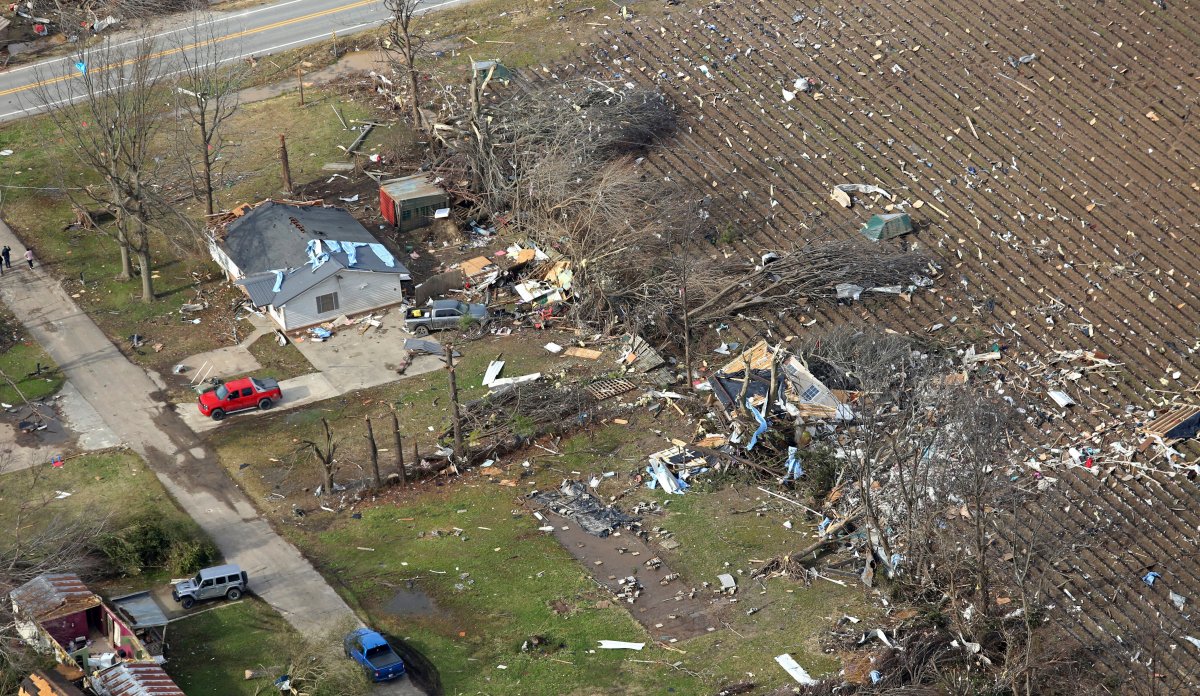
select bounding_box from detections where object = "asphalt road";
[0,0,466,122]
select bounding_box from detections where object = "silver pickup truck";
[404,299,490,336]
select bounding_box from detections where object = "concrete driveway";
[175,309,446,433]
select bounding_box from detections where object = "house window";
[801,385,821,401]
[401,209,412,221]
[316,292,339,314]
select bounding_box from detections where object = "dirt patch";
[540,508,719,642]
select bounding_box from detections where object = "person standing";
[1,246,10,269]
[24,248,34,270]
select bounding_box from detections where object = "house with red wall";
[9,574,161,682]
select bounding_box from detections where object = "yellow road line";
[0,0,377,98]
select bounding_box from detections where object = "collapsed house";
[209,201,412,331]
[9,574,172,687]
[704,340,854,426]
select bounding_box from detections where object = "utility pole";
[445,344,464,467]
[279,134,292,194]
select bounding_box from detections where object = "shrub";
[98,510,218,577]
[800,447,843,501]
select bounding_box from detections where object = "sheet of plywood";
[460,256,494,277]
[564,347,603,359]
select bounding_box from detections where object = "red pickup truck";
[197,377,282,420]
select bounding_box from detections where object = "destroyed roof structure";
[18,670,84,696]
[706,340,850,421]
[208,201,411,331]
[11,573,160,681]
[89,663,184,696]
[10,574,100,623]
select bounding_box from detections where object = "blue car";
[343,627,407,682]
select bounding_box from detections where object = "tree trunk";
[137,248,153,302]
[279,134,292,194]
[113,210,132,281]
[446,344,464,465]
[322,464,334,496]
[681,284,693,390]
[200,106,214,216]
[391,407,406,485]
[365,416,381,489]
[117,239,132,280]
[405,49,421,128]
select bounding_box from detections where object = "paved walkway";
[0,219,357,635]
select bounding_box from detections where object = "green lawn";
[0,450,213,583]
[0,451,170,533]
[307,482,700,696]
[164,599,297,696]
[207,331,866,694]
[0,339,62,405]
[247,332,314,382]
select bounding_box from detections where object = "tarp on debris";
[861,213,913,241]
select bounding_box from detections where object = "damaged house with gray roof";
[210,201,412,331]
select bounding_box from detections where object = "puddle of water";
[385,588,439,617]
[1,402,71,447]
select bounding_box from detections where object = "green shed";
[861,213,913,241]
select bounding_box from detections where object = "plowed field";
[542,0,1200,686]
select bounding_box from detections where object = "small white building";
[209,201,412,331]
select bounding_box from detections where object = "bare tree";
[302,418,340,495]
[364,416,381,489]
[391,406,407,485]
[33,36,171,302]
[381,0,424,128]
[173,12,249,217]
[249,619,372,696]
[0,456,109,694]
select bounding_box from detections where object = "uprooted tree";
[751,326,1109,693]
[36,0,205,31]
[435,78,930,337]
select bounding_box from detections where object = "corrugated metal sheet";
[91,663,184,696]
[109,592,168,629]
[10,574,99,623]
[278,270,405,330]
[380,175,445,204]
